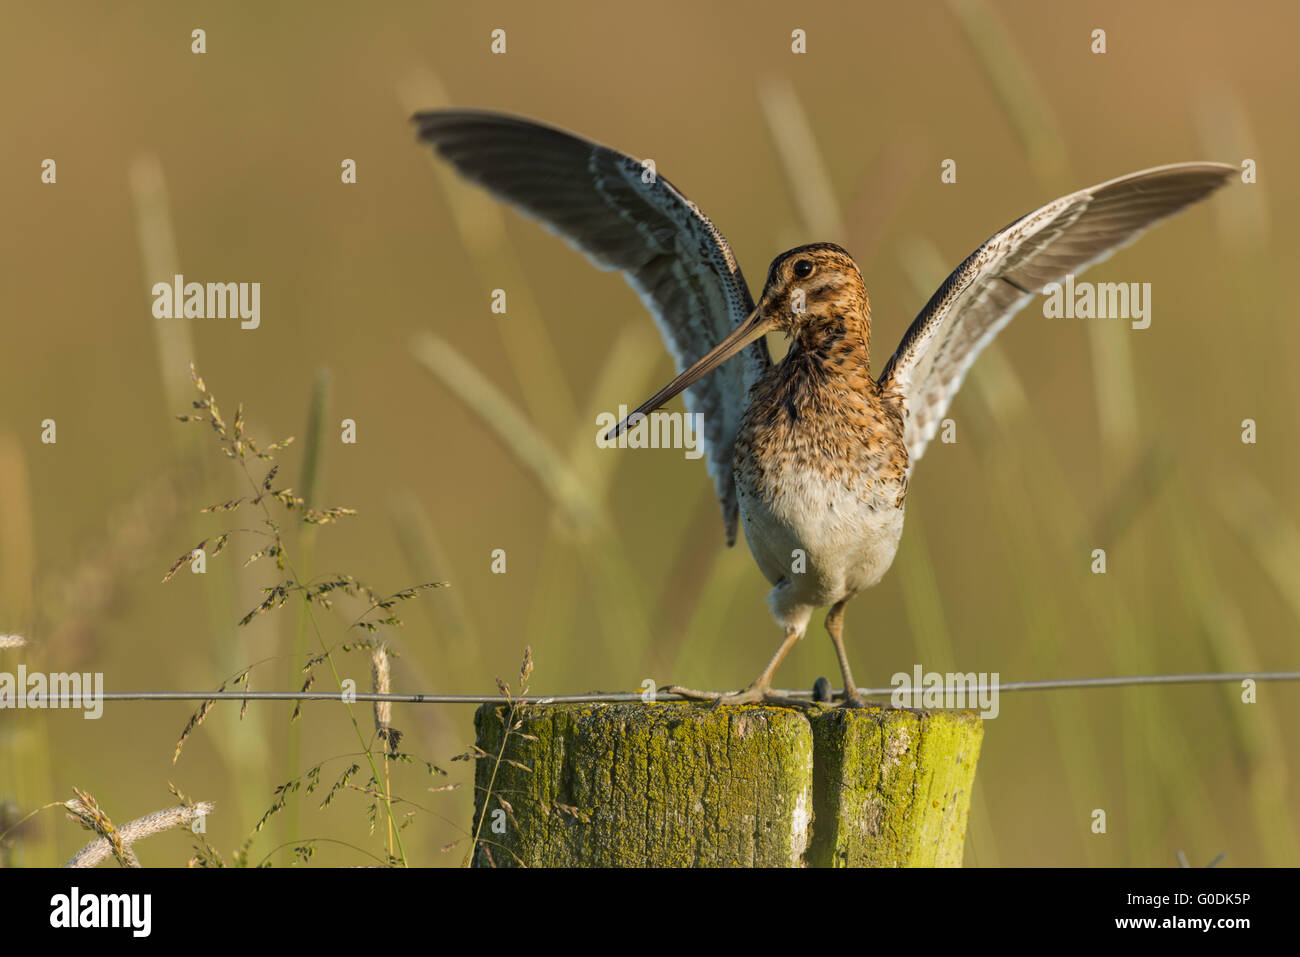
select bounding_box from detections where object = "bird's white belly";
[737,467,904,618]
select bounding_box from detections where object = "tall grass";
[129,152,271,840]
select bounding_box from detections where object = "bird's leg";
[826,600,869,708]
[666,626,803,706]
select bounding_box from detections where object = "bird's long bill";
[605,307,774,440]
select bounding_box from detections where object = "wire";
[22,670,1300,706]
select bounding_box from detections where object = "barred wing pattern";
[414,110,769,544]
[879,162,1235,470]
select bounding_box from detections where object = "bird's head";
[605,242,870,439]
[754,243,870,349]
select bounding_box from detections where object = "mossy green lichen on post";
[471,702,813,867]
[471,702,982,867]
[807,708,983,867]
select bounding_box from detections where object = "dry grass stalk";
[63,788,214,868]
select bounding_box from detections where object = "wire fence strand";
[22,670,1300,706]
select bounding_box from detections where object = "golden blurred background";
[1,0,1297,866]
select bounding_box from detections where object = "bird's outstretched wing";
[414,109,769,544]
[879,162,1235,469]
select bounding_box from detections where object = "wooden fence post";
[471,702,982,867]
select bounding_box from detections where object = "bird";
[413,108,1233,707]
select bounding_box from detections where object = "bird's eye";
[792,259,814,279]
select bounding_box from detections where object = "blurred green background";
[1,0,1297,867]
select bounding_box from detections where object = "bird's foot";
[662,684,726,702]
[712,684,773,707]
[664,684,800,707]
[837,689,871,709]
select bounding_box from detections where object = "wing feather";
[879,163,1235,468]
[414,109,768,543]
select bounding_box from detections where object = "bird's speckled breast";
[733,352,909,607]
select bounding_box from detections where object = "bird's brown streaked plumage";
[734,245,906,500]
[414,108,1234,706]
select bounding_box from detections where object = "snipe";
[415,109,1232,707]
